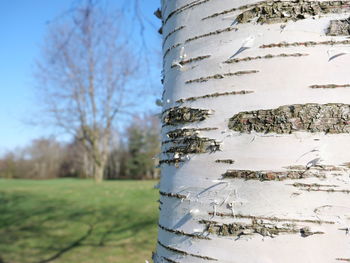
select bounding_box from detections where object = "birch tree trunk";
[155,0,350,262]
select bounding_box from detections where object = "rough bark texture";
[229,103,350,134]
[155,0,350,262]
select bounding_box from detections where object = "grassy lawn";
[0,179,159,263]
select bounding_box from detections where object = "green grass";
[0,179,159,263]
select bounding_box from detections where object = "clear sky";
[0,0,162,154]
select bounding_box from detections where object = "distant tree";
[0,152,18,179]
[0,138,64,179]
[34,0,139,182]
[59,137,91,178]
[104,140,129,179]
[24,138,64,179]
[126,114,160,179]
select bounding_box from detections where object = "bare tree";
[35,1,138,182]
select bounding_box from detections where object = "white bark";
[155,1,350,262]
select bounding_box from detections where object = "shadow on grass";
[0,190,156,263]
[37,224,95,263]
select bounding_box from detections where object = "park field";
[0,179,159,263]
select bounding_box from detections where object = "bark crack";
[157,240,218,261]
[260,39,350,49]
[177,90,254,103]
[202,220,324,238]
[158,224,210,240]
[185,70,259,84]
[207,213,335,225]
[222,169,326,181]
[225,53,309,64]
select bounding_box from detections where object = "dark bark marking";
[260,39,350,49]
[225,53,309,64]
[310,84,350,89]
[163,0,212,25]
[163,128,221,164]
[229,103,350,134]
[159,191,187,199]
[154,8,162,20]
[222,169,326,181]
[185,26,238,43]
[202,1,267,20]
[300,187,350,194]
[339,227,350,234]
[327,17,350,36]
[163,107,211,126]
[164,137,220,155]
[284,165,344,172]
[207,213,335,225]
[163,26,186,48]
[202,220,324,238]
[163,127,218,144]
[158,224,210,240]
[177,90,254,103]
[215,159,235,164]
[159,159,184,166]
[185,70,259,84]
[171,55,211,68]
[163,43,182,59]
[157,240,218,261]
[336,259,350,262]
[291,182,339,188]
[290,182,350,194]
[237,1,350,24]
[167,128,218,139]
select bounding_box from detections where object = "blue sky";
[0,0,162,154]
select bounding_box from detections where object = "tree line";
[0,113,160,180]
